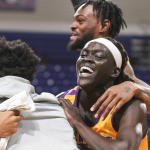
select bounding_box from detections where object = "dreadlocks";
[104,37,134,84]
[77,0,127,38]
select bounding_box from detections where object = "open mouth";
[80,66,94,74]
[71,31,78,36]
[70,32,78,42]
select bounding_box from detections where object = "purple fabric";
[82,108,106,127]
[62,90,70,99]
[73,86,80,107]
[63,86,107,127]
[111,116,116,132]
[62,86,80,107]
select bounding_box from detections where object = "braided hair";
[76,0,127,38]
[104,37,134,84]
[0,37,40,81]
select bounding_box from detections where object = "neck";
[79,81,114,109]
[93,32,110,40]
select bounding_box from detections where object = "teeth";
[80,66,94,73]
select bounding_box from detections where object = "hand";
[58,98,83,128]
[0,110,24,137]
[90,81,139,120]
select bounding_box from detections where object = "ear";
[99,19,110,33]
[111,67,120,78]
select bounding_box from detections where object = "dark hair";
[0,37,40,81]
[104,37,134,84]
[77,0,127,38]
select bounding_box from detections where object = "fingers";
[6,111,24,123]
[8,111,24,121]
[15,115,24,122]
[58,98,69,109]
[7,110,20,116]
[100,97,121,121]
[0,128,18,138]
[13,110,20,116]
[0,111,24,138]
[110,100,125,118]
[58,98,73,107]
[94,92,118,118]
[90,91,109,111]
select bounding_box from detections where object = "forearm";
[125,63,150,113]
[133,81,150,113]
[75,122,125,150]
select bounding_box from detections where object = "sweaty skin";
[69,2,150,120]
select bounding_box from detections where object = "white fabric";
[56,92,65,98]
[84,38,122,69]
[75,3,85,14]
[0,76,78,150]
[0,91,35,150]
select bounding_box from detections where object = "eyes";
[80,52,103,60]
[80,54,86,58]
[95,55,102,59]
[75,16,85,24]
[77,19,84,24]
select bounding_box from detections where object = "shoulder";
[120,98,146,115]
[116,98,147,121]
[115,98,147,132]
[56,86,80,98]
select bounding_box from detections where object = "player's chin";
[67,41,77,51]
[70,35,77,43]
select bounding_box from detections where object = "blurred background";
[0,0,150,147]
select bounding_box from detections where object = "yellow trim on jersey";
[63,86,148,150]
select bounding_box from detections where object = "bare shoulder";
[117,98,147,118]
[115,98,147,134]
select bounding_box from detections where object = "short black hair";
[104,37,134,84]
[77,0,127,38]
[0,37,40,81]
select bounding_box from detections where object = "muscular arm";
[91,63,150,120]
[59,98,147,150]
[124,63,150,113]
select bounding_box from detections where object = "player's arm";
[70,0,86,11]
[59,98,147,150]
[91,63,150,120]
[124,63,150,112]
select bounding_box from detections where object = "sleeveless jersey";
[62,86,148,150]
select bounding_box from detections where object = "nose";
[82,55,94,63]
[70,21,77,30]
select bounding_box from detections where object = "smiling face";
[76,42,116,90]
[67,5,101,51]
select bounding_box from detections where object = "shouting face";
[76,42,116,90]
